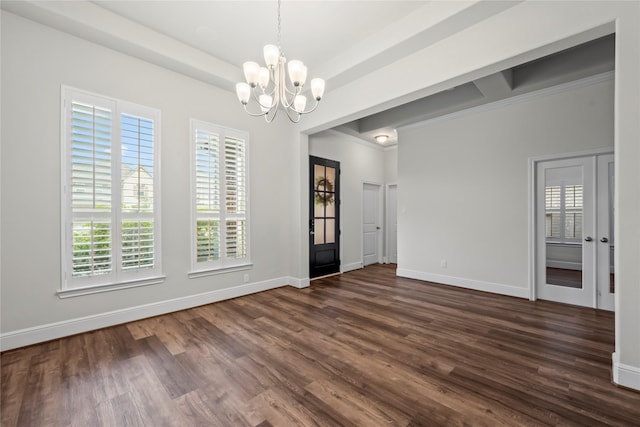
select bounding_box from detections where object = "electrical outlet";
[440,260,447,268]
[243,273,250,283]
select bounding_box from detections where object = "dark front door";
[309,156,340,278]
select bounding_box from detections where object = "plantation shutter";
[224,136,247,259]
[195,129,221,262]
[545,183,583,242]
[545,185,561,238]
[564,185,583,239]
[190,120,249,272]
[70,101,113,278]
[121,114,155,271]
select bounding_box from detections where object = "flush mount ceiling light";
[375,135,389,144]
[235,0,326,123]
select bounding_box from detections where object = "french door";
[309,156,340,278]
[535,153,614,310]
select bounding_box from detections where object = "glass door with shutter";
[536,157,596,307]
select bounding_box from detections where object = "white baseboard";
[288,276,310,289]
[341,262,363,273]
[396,268,530,299]
[612,352,640,391]
[0,276,297,351]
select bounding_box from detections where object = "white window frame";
[189,119,251,277]
[60,86,163,297]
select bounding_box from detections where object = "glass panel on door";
[314,164,336,247]
[544,166,583,289]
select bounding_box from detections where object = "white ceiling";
[3,1,611,148]
[93,1,426,76]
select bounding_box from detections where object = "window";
[545,182,582,242]
[190,119,250,274]
[61,87,162,294]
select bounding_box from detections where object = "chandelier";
[235,0,325,123]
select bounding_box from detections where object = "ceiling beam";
[473,70,514,98]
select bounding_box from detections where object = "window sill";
[57,275,166,299]
[188,263,253,279]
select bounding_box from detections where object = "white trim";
[400,71,614,131]
[385,183,398,264]
[57,275,165,298]
[342,262,363,273]
[287,276,310,289]
[0,276,304,351]
[188,263,253,279]
[612,352,640,391]
[396,268,530,299]
[546,261,582,271]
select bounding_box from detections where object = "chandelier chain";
[277,0,282,50]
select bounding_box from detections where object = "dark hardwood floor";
[2,264,638,426]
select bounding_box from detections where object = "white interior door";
[387,184,398,264]
[536,157,596,307]
[363,183,381,266]
[596,154,615,311]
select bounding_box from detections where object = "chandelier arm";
[283,107,302,123]
[283,84,302,98]
[297,99,321,115]
[242,103,272,118]
[280,86,302,110]
[264,105,279,123]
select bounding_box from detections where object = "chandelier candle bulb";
[243,61,260,86]
[311,78,325,100]
[263,44,280,68]
[235,83,251,104]
[287,60,305,86]
[294,95,307,113]
[258,67,270,89]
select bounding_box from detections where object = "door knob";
[584,236,593,242]
[376,226,380,230]
[600,237,609,243]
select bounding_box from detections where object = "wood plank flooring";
[2,264,639,426]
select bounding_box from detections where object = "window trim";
[60,86,163,295]
[189,119,251,276]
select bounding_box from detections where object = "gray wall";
[0,12,298,334]
[397,78,614,293]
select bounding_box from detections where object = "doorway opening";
[531,150,614,311]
